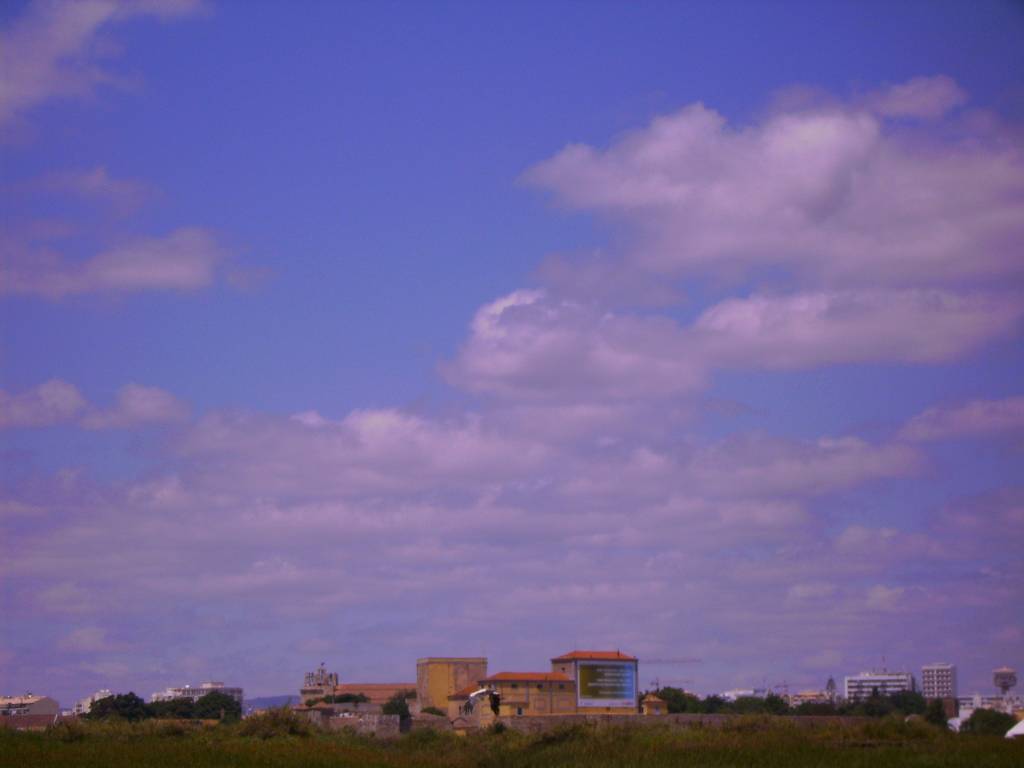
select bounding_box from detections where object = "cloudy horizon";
[1,0,1022,707]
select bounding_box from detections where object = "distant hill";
[244,695,295,711]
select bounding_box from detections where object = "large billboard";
[576,661,637,708]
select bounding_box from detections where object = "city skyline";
[1,0,1023,707]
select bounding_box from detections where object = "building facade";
[0,695,60,716]
[480,672,576,717]
[74,689,113,716]
[844,671,915,702]
[921,663,957,700]
[416,657,488,712]
[150,681,243,706]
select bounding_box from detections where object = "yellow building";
[416,657,488,712]
[480,672,576,717]
[641,693,667,715]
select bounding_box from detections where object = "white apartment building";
[150,681,243,706]
[844,671,915,701]
[74,689,113,716]
[921,663,957,699]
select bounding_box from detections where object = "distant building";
[0,695,60,716]
[416,657,488,712]
[74,689,113,716]
[921,663,957,700]
[301,664,339,700]
[720,688,767,702]
[641,693,668,715]
[150,681,243,706]
[844,671,915,701]
[480,672,576,717]
[788,690,829,706]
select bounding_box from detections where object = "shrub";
[420,706,446,717]
[960,708,1016,736]
[238,708,314,739]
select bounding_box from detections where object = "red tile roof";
[448,684,480,700]
[482,672,572,683]
[551,650,637,661]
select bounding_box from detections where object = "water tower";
[993,667,1017,696]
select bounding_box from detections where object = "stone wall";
[325,713,401,737]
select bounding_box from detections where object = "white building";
[921,663,956,699]
[844,671,915,701]
[74,689,113,716]
[150,681,243,706]
[720,688,768,701]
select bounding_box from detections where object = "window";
[537,684,543,690]
[510,684,518,689]
[516,707,523,716]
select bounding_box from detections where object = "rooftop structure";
[994,667,1017,696]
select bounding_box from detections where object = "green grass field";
[2,716,1020,767]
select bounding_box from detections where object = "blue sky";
[1,0,1023,706]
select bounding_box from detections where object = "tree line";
[85,692,242,722]
[651,687,949,725]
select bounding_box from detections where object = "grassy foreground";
[1,715,1021,768]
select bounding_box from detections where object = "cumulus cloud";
[695,290,1022,368]
[81,384,190,429]
[1,227,227,298]
[0,380,187,429]
[900,395,1024,441]
[448,288,1019,403]
[0,0,204,131]
[0,379,87,427]
[445,290,706,401]
[524,79,1024,287]
[863,75,968,119]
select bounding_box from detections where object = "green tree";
[656,687,702,714]
[702,695,727,714]
[924,699,948,729]
[889,690,926,715]
[382,691,410,720]
[85,692,150,721]
[763,693,790,715]
[149,697,195,719]
[193,691,242,721]
[960,708,1016,736]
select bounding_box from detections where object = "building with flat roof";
[0,695,59,717]
[480,672,576,717]
[844,671,915,702]
[417,657,488,712]
[150,681,243,706]
[921,663,957,700]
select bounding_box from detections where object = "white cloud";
[1,227,227,298]
[0,0,204,131]
[0,379,86,427]
[0,380,187,430]
[525,78,1024,288]
[900,395,1024,441]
